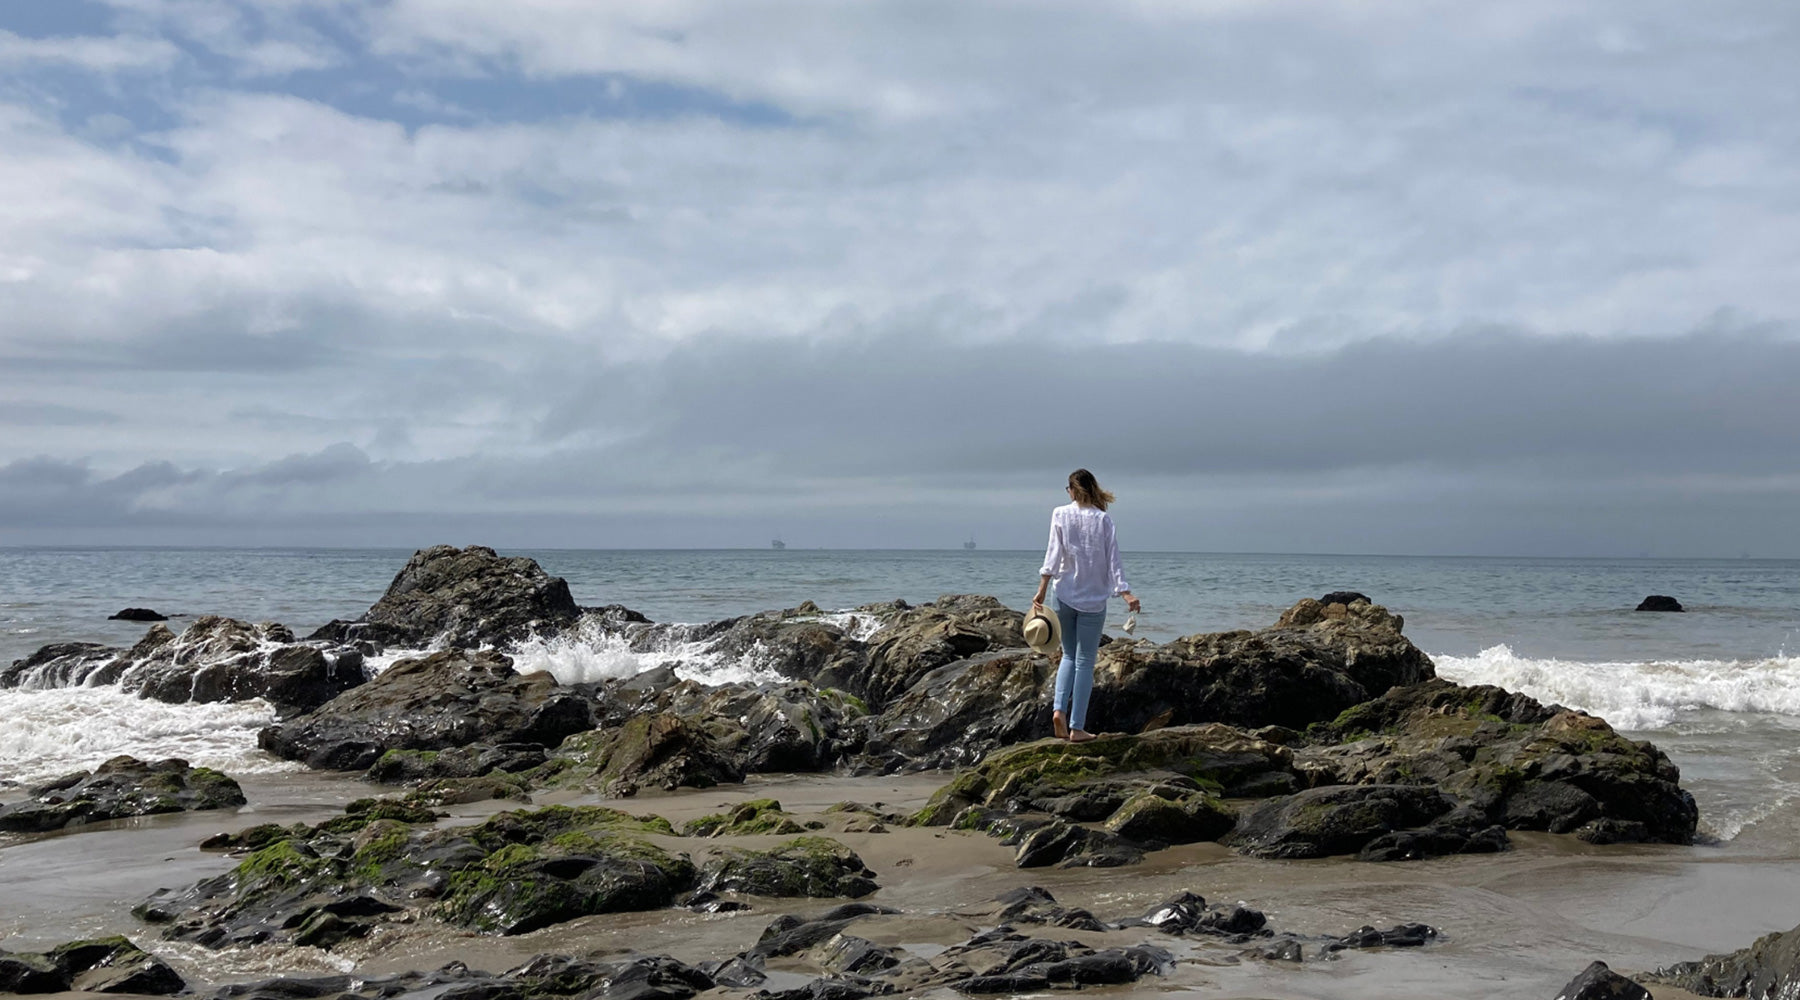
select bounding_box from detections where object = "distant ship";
[964,536,977,550]
[771,538,786,550]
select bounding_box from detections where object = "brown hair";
[1067,469,1115,511]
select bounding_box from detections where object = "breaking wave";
[1432,645,1800,731]
[0,687,297,788]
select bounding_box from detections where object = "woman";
[1031,468,1141,743]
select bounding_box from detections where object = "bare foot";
[1052,711,1070,740]
[1069,729,1096,743]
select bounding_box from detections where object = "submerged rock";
[0,756,244,834]
[307,544,583,649]
[1635,595,1684,612]
[258,648,594,770]
[108,607,168,621]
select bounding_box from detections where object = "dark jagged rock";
[138,802,691,947]
[1649,919,1800,997]
[1304,679,1698,845]
[856,597,1429,773]
[0,936,183,995]
[3,621,363,716]
[984,887,1108,932]
[0,756,244,833]
[1228,784,1458,859]
[307,544,584,649]
[1116,891,1269,939]
[1555,961,1651,1000]
[109,607,168,621]
[1636,595,1684,612]
[682,799,806,838]
[258,649,594,770]
[115,617,366,715]
[2,642,121,688]
[749,903,901,960]
[694,836,879,899]
[1090,597,1429,735]
[209,956,711,1000]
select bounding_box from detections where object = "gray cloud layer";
[1,1,1797,554]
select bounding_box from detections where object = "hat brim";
[1022,605,1062,656]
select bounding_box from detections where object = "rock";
[1318,591,1371,606]
[682,799,805,837]
[365,742,549,784]
[207,956,711,1000]
[694,836,879,899]
[852,650,1054,772]
[543,712,744,795]
[1102,788,1236,845]
[913,725,1293,827]
[1636,595,1684,612]
[1649,919,1800,997]
[1326,924,1440,949]
[749,903,901,960]
[0,756,245,833]
[137,802,691,947]
[0,937,183,995]
[258,649,594,770]
[108,607,168,621]
[2,641,124,689]
[1304,679,1698,845]
[112,617,366,715]
[1554,961,1651,1000]
[307,544,583,649]
[1227,784,1457,859]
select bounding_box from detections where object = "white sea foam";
[1432,645,1800,731]
[505,616,787,687]
[0,687,297,787]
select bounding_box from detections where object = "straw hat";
[1021,603,1062,656]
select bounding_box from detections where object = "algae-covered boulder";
[307,544,583,649]
[539,712,745,796]
[694,836,879,899]
[682,799,806,838]
[138,800,695,948]
[1102,789,1236,845]
[1301,679,1698,845]
[0,937,183,995]
[0,756,244,834]
[913,726,1295,827]
[258,648,594,770]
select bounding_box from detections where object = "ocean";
[3,547,1799,843]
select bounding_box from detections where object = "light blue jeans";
[1053,598,1106,732]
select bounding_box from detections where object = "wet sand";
[6,767,1797,999]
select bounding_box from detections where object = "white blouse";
[1039,502,1131,613]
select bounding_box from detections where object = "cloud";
[0,1,1797,554]
[0,29,180,73]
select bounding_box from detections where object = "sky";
[1,0,1797,556]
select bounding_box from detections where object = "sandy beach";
[5,762,1787,998]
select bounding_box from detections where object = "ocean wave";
[0,687,298,787]
[503,615,789,687]
[1432,645,1800,731]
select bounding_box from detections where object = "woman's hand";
[1122,591,1142,613]
[1032,577,1050,609]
